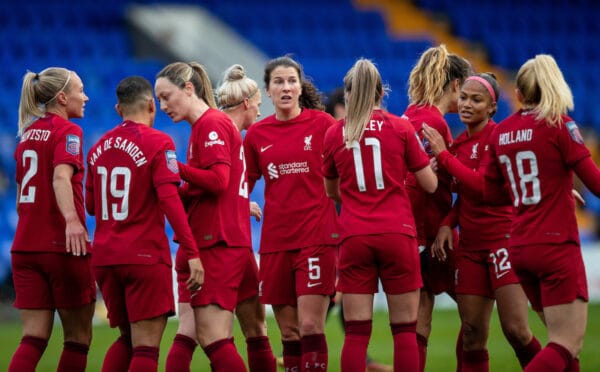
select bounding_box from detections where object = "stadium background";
[1,0,599,307]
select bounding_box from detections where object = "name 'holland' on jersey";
[498,128,533,146]
[89,136,147,168]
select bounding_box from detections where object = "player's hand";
[430,157,439,173]
[422,124,447,156]
[431,225,453,261]
[65,218,90,256]
[572,189,585,206]
[250,201,262,222]
[186,258,204,291]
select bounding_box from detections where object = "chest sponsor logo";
[267,161,310,180]
[267,163,279,179]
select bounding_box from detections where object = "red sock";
[57,341,89,372]
[416,333,428,372]
[566,358,580,372]
[515,336,542,369]
[166,334,197,372]
[301,333,328,371]
[203,337,247,372]
[8,335,48,372]
[246,336,276,372]
[129,346,159,372]
[391,322,419,372]
[283,340,302,371]
[102,335,132,372]
[341,320,372,372]
[524,342,572,372]
[456,328,463,372]
[461,349,489,372]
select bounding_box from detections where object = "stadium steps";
[354,0,519,112]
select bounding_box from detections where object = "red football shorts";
[12,252,95,309]
[455,240,519,297]
[176,244,259,311]
[259,245,337,306]
[420,229,458,295]
[338,234,422,295]
[94,263,175,328]
[510,242,588,312]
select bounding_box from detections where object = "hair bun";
[225,64,246,82]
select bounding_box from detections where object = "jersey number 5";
[97,166,131,221]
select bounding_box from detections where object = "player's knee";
[501,320,531,347]
[460,322,486,349]
[299,318,323,336]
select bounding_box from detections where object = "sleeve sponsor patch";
[205,130,225,147]
[566,121,584,144]
[166,150,179,173]
[66,134,80,155]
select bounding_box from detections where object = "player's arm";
[324,177,341,204]
[15,183,21,214]
[53,163,89,256]
[84,167,95,216]
[157,182,204,290]
[414,165,438,193]
[574,156,600,197]
[178,161,230,195]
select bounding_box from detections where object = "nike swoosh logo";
[307,282,321,288]
[260,144,273,152]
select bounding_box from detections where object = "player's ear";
[115,103,123,117]
[148,97,156,114]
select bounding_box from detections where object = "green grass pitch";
[1,303,599,371]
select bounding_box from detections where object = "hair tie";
[465,76,496,102]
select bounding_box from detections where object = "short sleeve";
[196,116,233,169]
[559,120,591,167]
[403,124,430,173]
[321,123,340,179]
[53,124,84,173]
[243,127,262,182]
[151,135,181,188]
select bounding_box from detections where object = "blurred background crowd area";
[0,0,599,299]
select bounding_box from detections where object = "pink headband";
[465,76,496,102]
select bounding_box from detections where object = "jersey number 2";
[19,150,38,203]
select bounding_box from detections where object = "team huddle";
[8,44,600,372]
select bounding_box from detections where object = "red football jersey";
[447,121,512,249]
[12,113,87,253]
[484,111,590,246]
[402,104,454,244]
[322,109,430,240]
[86,120,181,265]
[185,108,251,249]
[244,109,340,253]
